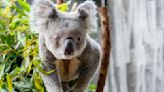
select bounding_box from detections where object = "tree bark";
[107,0,164,92]
[96,7,111,92]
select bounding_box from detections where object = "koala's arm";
[72,38,101,92]
[39,34,63,92]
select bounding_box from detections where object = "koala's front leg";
[40,64,63,92]
[71,41,101,92]
[39,34,63,92]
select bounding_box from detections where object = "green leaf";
[6,74,13,92]
[2,6,11,17]
[38,67,56,75]
[88,84,97,91]
[13,81,32,89]
[56,3,68,12]
[0,23,5,30]
[10,67,21,77]
[0,64,5,79]
[12,5,25,15]
[27,61,33,73]
[17,0,30,12]
[0,79,2,91]
[34,78,44,92]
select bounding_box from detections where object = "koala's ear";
[78,9,88,20]
[30,0,58,33]
[48,8,58,19]
[77,1,97,33]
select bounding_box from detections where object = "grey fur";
[30,0,101,92]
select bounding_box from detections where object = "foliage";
[0,0,44,92]
[0,0,97,92]
[56,3,68,12]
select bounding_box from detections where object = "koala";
[30,0,101,92]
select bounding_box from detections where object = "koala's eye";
[77,37,81,42]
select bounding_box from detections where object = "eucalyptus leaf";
[17,0,30,12]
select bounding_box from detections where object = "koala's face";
[30,1,97,59]
[44,16,87,59]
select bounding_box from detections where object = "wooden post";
[96,7,111,92]
[56,0,64,4]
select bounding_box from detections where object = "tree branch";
[96,7,111,92]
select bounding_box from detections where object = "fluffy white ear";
[77,0,97,33]
[30,0,57,33]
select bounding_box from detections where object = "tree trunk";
[106,0,164,92]
[96,7,111,92]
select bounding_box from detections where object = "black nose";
[64,38,74,55]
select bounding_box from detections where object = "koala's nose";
[64,37,74,55]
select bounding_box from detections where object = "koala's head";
[30,0,97,59]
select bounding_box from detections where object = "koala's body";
[30,0,101,92]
